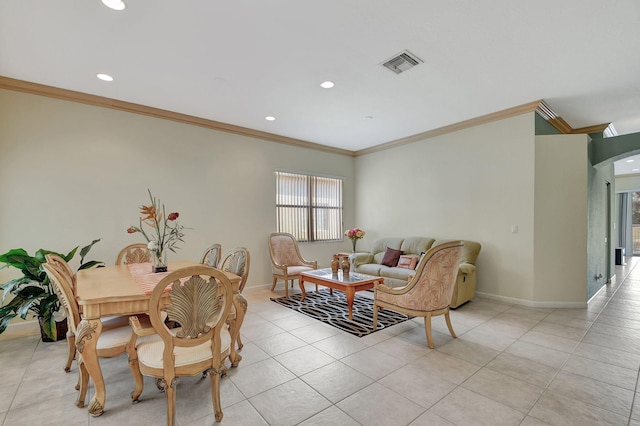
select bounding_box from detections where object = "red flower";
[167,212,179,221]
[127,227,137,234]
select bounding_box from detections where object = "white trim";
[475,292,587,309]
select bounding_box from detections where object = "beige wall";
[0,89,355,293]
[354,113,538,303]
[1,89,595,339]
[534,134,588,305]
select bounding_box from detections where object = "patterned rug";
[270,288,411,337]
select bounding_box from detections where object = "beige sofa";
[350,237,481,308]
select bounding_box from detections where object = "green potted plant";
[0,239,104,341]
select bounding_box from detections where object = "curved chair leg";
[128,359,144,402]
[237,334,244,350]
[165,377,177,426]
[284,280,289,297]
[65,332,76,373]
[444,310,457,339]
[271,277,277,291]
[210,369,223,422]
[126,335,144,402]
[423,313,434,349]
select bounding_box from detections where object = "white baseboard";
[0,320,39,342]
[475,292,587,309]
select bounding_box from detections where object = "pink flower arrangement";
[345,228,366,252]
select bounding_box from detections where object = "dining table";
[74,260,246,416]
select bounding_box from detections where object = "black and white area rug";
[270,288,412,337]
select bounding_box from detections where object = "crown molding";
[537,100,612,136]
[1,76,613,157]
[571,123,611,134]
[0,76,355,157]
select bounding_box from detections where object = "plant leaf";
[40,312,56,340]
[78,260,105,270]
[0,313,17,334]
[80,239,101,262]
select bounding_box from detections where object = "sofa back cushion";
[372,238,404,264]
[400,237,435,256]
[433,239,481,264]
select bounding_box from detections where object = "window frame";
[275,170,343,242]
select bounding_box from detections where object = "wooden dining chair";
[128,265,234,424]
[200,243,222,267]
[268,232,317,297]
[42,263,139,409]
[219,247,250,350]
[116,243,152,265]
[45,253,79,373]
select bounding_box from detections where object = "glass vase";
[152,249,168,273]
[351,239,358,253]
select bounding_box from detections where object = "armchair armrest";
[129,314,156,337]
[458,262,475,275]
[303,259,318,268]
[374,281,409,295]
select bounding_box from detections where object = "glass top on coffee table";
[303,268,380,284]
[299,268,384,320]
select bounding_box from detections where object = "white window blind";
[275,171,343,242]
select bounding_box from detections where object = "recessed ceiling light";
[265,116,275,121]
[320,81,335,89]
[96,73,114,81]
[364,116,373,120]
[626,159,635,163]
[101,0,126,10]
[633,168,639,172]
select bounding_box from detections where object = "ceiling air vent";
[382,50,423,74]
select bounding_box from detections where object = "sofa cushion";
[356,263,383,276]
[381,266,415,281]
[400,237,435,256]
[397,254,419,269]
[372,238,404,264]
[381,247,403,267]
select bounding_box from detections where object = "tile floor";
[3,260,640,425]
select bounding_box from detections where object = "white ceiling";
[1,1,640,152]
[615,154,640,176]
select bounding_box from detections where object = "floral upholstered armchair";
[268,232,317,297]
[373,240,463,349]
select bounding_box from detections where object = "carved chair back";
[200,243,222,268]
[219,247,250,292]
[45,253,76,291]
[116,243,152,265]
[148,265,233,361]
[42,262,81,334]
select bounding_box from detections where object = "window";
[275,171,343,242]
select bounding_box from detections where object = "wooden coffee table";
[299,268,384,320]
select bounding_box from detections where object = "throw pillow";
[398,254,419,269]
[381,247,403,267]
